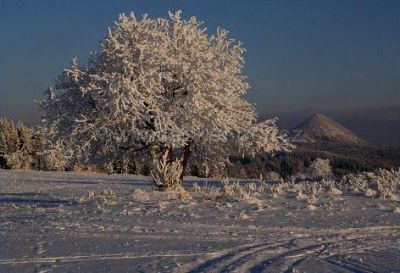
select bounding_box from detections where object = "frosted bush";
[151,151,184,191]
[244,182,258,194]
[76,190,97,204]
[41,149,67,171]
[167,186,192,201]
[4,151,33,170]
[131,189,150,202]
[265,184,285,197]
[264,178,339,198]
[264,172,282,183]
[76,189,118,204]
[190,182,220,199]
[307,158,332,180]
[220,179,260,201]
[340,169,399,199]
[262,169,399,200]
[191,178,262,203]
[101,189,117,199]
[189,168,399,202]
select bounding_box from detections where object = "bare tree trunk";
[166,146,173,164]
[179,142,191,181]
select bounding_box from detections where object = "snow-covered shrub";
[101,189,117,199]
[264,178,339,199]
[221,180,246,199]
[307,158,332,180]
[339,169,399,199]
[131,189,150,202]
[220,179,263,203]
[264,171,282,183]
[76,189,118,204]
[190,182,220,199]
[40,149,68,171]
[76,190,96,204]
[262,168,398,200]
[151,151,184,191]
[265,183,285,198]
[4,151,33,170]
[167,186,192,201]
[191,179,263,204]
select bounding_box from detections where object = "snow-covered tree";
[41,11,293,189]
[0,118,19,156]
[16,121,33,154]
[0,118,19,168]
[0,119,36,169]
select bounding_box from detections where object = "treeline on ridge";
[0,117,398,178]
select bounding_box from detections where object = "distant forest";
[1,118,398,178]
[227,142,400,179]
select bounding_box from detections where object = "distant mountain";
[289,113,367,145]
[260,106,400,146]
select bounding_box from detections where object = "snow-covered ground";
[1,170,399,273]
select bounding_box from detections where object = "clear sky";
[0,0,399,124]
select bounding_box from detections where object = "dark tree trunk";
[179,142,191,181]
[166,146,173,164]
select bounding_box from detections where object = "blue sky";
[0,0,399,123]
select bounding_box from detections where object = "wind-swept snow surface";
[1,170,399,272]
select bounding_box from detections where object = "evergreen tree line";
[226,148,399,179]
[0,118,63,170]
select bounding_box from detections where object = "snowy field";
[1,170,399,273]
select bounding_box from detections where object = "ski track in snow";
[1,227,397,272]
[183,226,399,273]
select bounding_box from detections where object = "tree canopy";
[41,11,292,186]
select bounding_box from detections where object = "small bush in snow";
[340,168,399,200]
[41,148,68,171]
[4,151,33,170]
[151,151,184,191]
[167,186,192,201]
[262,168,399,200]
[131,189,150,202]
[76,189,118,204]
[264,178,340,199]
[219,179,263,205]
[307,158,332,180]
[264,172,282,183]
[190,182,220,200]
[221,179,252,200]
